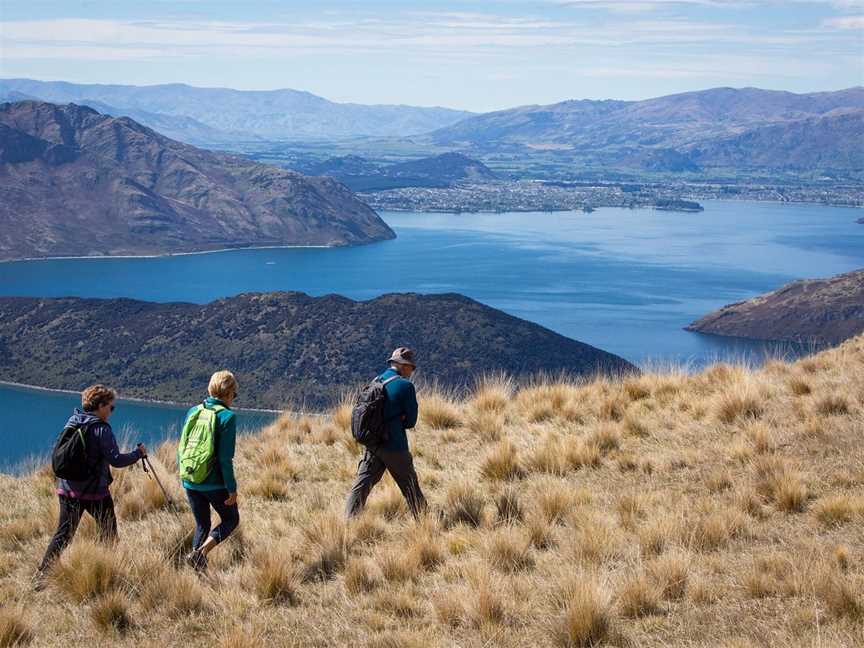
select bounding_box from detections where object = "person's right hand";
[137,443,148,458]
[225,492,237,506]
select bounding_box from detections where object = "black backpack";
[351,376,399,447]
[51,421,98,481]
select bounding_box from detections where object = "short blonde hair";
[208,370,238,401]
[82,384,116,411]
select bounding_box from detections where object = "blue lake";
[1,200,862,470]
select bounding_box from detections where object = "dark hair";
[81,384,116,412]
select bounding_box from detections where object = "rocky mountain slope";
[686,269,864,345]
[0,79,473,143]
[0,292,636,409]
[428,87,864,171]
[0,101,394,260]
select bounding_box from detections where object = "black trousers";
[345,448,427,518]
[39,494,117,571]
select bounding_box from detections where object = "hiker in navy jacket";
[345,347,427,518]
[35,384,146,584]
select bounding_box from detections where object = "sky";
[0,0,862,111]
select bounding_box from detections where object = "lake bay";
[2,200,862,469]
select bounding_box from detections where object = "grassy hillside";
[1,338,863,647]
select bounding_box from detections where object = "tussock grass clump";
[570,514,623,565]
[53,541,124,602]
[481,439,524,481]
[536,482,577,525]
[470,573,508,627]
[469,375,513,415]
[813,495,864,526]
[485,527,535,573]
[691,506,748,552]
[618,574,663,618]
[528,433,566,475]
[0,607,33,647]
[716,384,764,424]
[526,513,556,550]
[551,580,611,648]
[246,468,291,500]
[752,456,809,513]
[373,589,423,619]
[788,377,812,396]
[495,487,523,524]
[816,573,863,621]
[742,553,796,598]
[420,392,461,429]
[90,592,133,635]
[253,550,299,605]
[443,482,485,528]
[465,409,504,441]
[0,517,43,548]
[814,394,851,416]
[300,512,350,581]
[344,558,381,595]
[563,438,602,470]
[647,552,690,600]
[587,423,621,453]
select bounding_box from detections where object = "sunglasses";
[110,404,116,412]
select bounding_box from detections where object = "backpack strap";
[380,376,400,386]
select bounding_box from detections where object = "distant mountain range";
[0,79,474,144]
[0,292,637,409]
[0,101,394,260]
[428,87,864,172]
[686,269,864,345]
[296,152,498,191]
[2,81,860,175]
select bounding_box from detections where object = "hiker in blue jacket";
[180,370,240,572]
[345,347,427,518]
[35,384,146,585]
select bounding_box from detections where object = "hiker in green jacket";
[178,370,240,572]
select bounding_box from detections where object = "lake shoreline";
[0,380,285,415]
[0,243,334,265]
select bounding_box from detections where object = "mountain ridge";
[0,79,474,143]
[0,100,395,260]
[686,269,864,345]
[0,292,637,409]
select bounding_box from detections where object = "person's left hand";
[225,492,238,506]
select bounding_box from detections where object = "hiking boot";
[184,549,208,573]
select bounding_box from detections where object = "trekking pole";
[141,455,175,509]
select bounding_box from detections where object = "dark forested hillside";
[0,292,636,409]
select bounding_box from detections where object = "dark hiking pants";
[345,448,427,518]
[186,488,240,549]
[39,494,117,571]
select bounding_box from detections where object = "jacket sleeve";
[98,424,142,468]
[402,382,419,430]
[218,412,238,493]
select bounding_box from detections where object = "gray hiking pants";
[345,448,427,519]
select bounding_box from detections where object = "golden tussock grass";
[481,439,524,481]
[2,337,864,646]
[0,607,33,647]
[551,579,612,647]
[90,591,134,635]
[419,392,462,429]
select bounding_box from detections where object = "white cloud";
[823,14,864,28]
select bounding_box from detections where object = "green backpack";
[177,403,224,483]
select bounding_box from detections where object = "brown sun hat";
[388,347,417,367]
